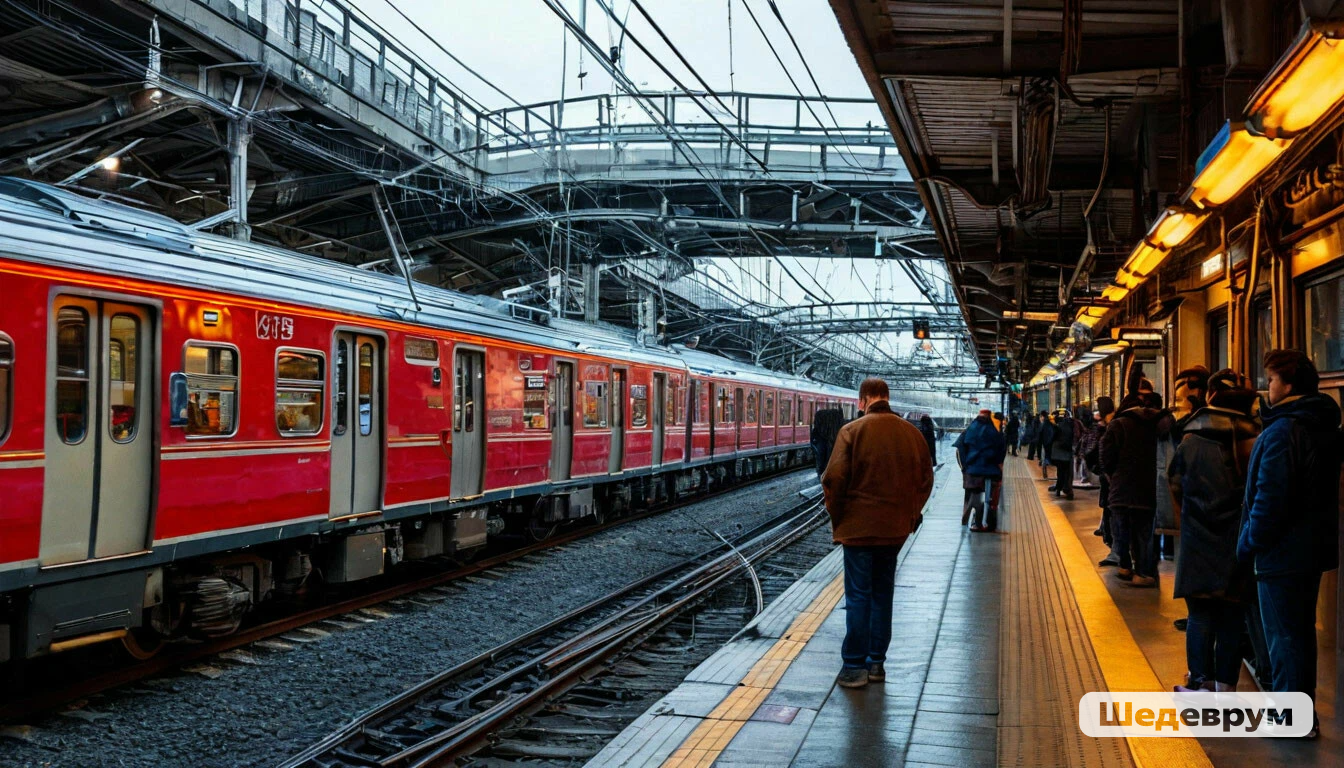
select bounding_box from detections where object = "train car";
[0,179,856,663]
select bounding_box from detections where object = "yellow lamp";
[1189,122,1290,208]
[1124,241,1169,277]
[1147,206,1208,250]
[1246,22,1344,139]
[1101,284,1128,303]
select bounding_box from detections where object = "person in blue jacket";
[954,409,1007,532]
[1238,350,1341,739]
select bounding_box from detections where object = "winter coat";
[1078,419,1103,468]
[1049,417,1075,463]
[811,408,847,475]
[1005,418,1021,443]
[1039,420,1057,451]
[1169,407,1261,599]
[1237,393,1343,577]
[917,419,938,465]
[1021,418,1040,444]
[953,415,1007,478]
[1100,405,1163,510]
[822,400,935,546]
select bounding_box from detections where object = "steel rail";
[280,499,828,768]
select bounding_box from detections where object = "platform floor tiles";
[587,460,1220,767]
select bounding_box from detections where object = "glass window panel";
[183,343,238,437]
[404,337,438,364]
[1308,276,1344,373]
[665,380,676,426]
[745,391,757,425]
[780,395,792,426]
[335,340,349,435]
[276,350,324,436]
[108,314,139,443]
[631,385,648,428]
[0,336,12,442]
[584,381,608,427]
[55,307,89,444]
[1252,303,1273,389]
[763,393,775,426]
[358,343,373,436]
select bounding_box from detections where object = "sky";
[343,0,977,395]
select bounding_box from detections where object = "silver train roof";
[0,177,852,397]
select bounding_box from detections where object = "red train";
[0,179,857,662]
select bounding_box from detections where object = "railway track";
[280,498,831,768]
[0,467,816,722]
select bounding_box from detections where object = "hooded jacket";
[954,414,1007,477]
[1237,393,1342,577]
[822,400,935,546]
[1100,401,1163,510]
[1168,406,1261,599]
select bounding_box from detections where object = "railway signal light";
[913,319,930,340]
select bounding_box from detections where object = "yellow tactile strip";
[1025,460,1214,768]
[660,575,846,767]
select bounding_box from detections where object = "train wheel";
[121,627,165,660]
[526,515,559,542]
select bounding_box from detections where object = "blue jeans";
[1257,573,1321,703]
[841,544,902,669]
[1185,597,1242,686]
[1113,505,1156,577]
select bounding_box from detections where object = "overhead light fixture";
[1147,206,1209,250]
[1188,121,1290,208]
[1122,241,1169,278]
[1246,21,1344,140]
[1101,284,1129,303]
[1113,327,1164,344]
[100,156,120,172]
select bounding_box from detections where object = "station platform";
[587,457,1340,767]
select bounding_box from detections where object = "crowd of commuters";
[817,352,1338,738]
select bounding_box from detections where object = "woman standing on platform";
[1038,411,1056,480]
[1049,408,1075,499]
[1169,370,1260,692]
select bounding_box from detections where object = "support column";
[227,118,252,241]
[582,261,601,324]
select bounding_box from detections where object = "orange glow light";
[1147,207,1208,250]
[1247,24,1344,139]
[1189,126,1290,208]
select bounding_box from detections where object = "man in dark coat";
[918,414,938,466]
[822,378,934,689]
[1049,409,1075,499]
[1022,413,1040,460]
[1037,411,1056,479]
[1101,391,1163,586]
[1238,351,1341,735]
[954,409,1007,531]
[1168,371,1260,692]
[1005,415,1021,456]
[811,407,846,478]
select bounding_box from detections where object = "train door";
[42,297,155,565]
[330,332,384,518]
[734,386,744,450]
[551,361,574,481]
[652,373,666,468]
[450,347,485,499]
[685,378,697,462]
[609,368,625,473]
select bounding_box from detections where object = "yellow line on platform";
[1031,465,1214,768]
[660,574,846,768]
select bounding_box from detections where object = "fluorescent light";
[100,156,120,172]
[1147,206,1208,250]
[1101,285,1129,303]
[1123,241,1169,278]
[1114,328,1164,343]
[1246,22,1344,139]
[1189,121,1290,208]
[1200,252,1226,280]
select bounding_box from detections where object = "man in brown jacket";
[822,377,935,688]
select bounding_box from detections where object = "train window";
[358,343,374,436]
[108,314,139,443]
[1307,275,1344,373]
[779,395,792,426]
[404,337,438,365]
[0,334,11,444]
[668,379,680,426]
[184,343,238,437]
[276,349,324,436]
[1251,301,1272,390]
[716,386,732,424]
[745,390,758,425]
[55,307,89,444]
[631,384,649,428]
[583,381,608,428]
[763,392,775,427]
[334,339,349,435]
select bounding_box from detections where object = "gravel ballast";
[0,470,821,768]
